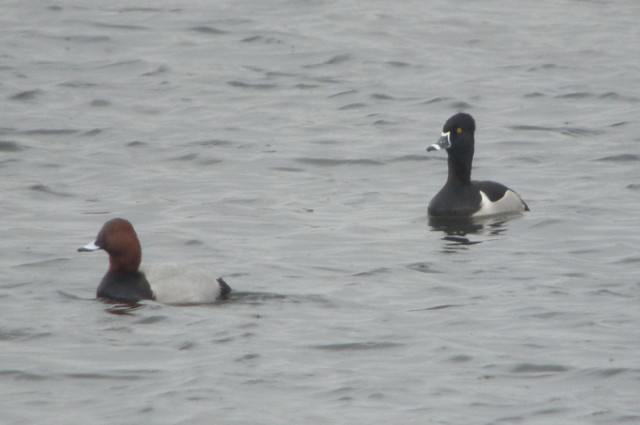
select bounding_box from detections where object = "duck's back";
[472,180,529,217]
[142,264,228,305]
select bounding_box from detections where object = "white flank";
[473,190,527,218]
[142,264,223,305]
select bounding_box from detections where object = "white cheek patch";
[473,190,527,218]
[427,132,452,151]
[439,132,452,148]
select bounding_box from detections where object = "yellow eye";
[456,128,462,134]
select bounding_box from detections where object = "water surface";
[2,1,639,424]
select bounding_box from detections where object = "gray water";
[2,0,639,424]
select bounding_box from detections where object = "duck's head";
[427,112,476,153]
[78,218,142,274]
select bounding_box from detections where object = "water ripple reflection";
[428,215,520,251]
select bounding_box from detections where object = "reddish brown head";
[78,218,142,274]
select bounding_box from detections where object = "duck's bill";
[78,240,101,252]
[427,132,451,152]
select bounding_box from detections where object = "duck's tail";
[217,277,231,300]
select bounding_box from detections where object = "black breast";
[428,182,483,217]
[96,271,154,303]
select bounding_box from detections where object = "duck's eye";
[456,128,463,134]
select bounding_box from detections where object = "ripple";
[227,80,277,90]
[21,128,79,136]
[510,363,569,374]
[509,125,603,137]
[235,353,260,362]
[408,304,463,312]
[118,7,168,13]
[599,92,639,102]
[170,153,198,161]
[91,22,147,31]
[89,99,110,107]
[556,92,592,99]
[406,262,441,273]
[18,257,69,268]
[338,102,367,110]
[104,303,145,315]
[57,291,85,300]
[328,89,357,98]
[303,54,351,68]
[64,370,154,380]
[371,93,395,100]
[242,35,283,44]
[447,354,473,363]
[610,121,628,127]
[311,341,402,351]
[270,166,304,172]
[294,83,320,89]
[428,214,508,236]
[200,158,222,165]
[82,129,103,137]
[190,139,234,147]
[134,315,168,325]
[29,184,73,197]
[422,96,449,104]
[141,65,169,76]
[352,267,390,277]
[589,289,628,298]
[529,311,567,319]
[613,255,640,264]
[63,35,111,43]
[390,154,427,162]
[0,140,24,152]
[386,60,411,67]
[372,119,395,126]
[59,80,99,88]
[189,26,228,35]
[228,291,288,305]
[0,370,49,381]
[9,89,43,101]
[450,101,472,109]
[0,327,51,341]
[529,218,564,228]
[295,157,383,166]
[580,367,631,378]
[597,154,640,162]
[2,281,31,289]
[310,139,340,145]
[528,63,558,71]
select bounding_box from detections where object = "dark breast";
[428,183,483,217]
[97,271,155,303]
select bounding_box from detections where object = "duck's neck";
[108,239,142,274]
[447,146,473,184]
[109,251,141,274]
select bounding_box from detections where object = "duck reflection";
[428,214,519,250]
[103,301,145,315]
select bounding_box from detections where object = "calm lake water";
[2,1,639,424]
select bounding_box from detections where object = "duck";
[426,113,529,218]
[78,218,230,304]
